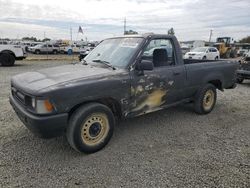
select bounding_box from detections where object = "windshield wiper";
[81,59,88,65]
[92,59,116,70]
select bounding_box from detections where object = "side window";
[142,39,175,67]
[48,45,52,47]
[212,48,217,52]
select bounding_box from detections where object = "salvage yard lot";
[0,60,250,187]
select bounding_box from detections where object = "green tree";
[42,38,51,42]
[239,36,250,43]
[124,30,138,35]
[22,36,38,41]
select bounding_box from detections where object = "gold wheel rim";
[81,113,109,146]
[203,89,215,111]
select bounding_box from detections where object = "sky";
[0,0,250,41]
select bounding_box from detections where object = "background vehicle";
[184,47,219,60]
[180,46,190,56]
[20,41,42,52]
[237,51,250,83]
[237,44,250,57]
[0,44,27,66]
[61,44,82,54]
[213,37,237,58]
[29,44,60,54]
[10,34,238,153]
[79,43,96,61]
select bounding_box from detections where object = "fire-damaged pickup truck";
[10,34,238,153]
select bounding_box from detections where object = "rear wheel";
[194,84,217,114]
[215,56,219,60]
[53,50,57,54]
[66,103,115,153]
[0,53,15,66]
[202,56,206,60]
[35,50,40,54]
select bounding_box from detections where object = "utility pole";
[208,29,213,43]
[44,31,48,59]
[70,27,73,42]
[124,17,126,35]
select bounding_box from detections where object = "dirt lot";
[0,60,249,187]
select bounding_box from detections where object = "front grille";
[11,87,26,106]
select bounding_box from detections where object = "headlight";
[29,97,55,114]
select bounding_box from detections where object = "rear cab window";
[142,38,175,67]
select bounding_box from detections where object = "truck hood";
[11,64,118,94]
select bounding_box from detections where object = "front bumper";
[9,95,68,138]
[237,69,250,79]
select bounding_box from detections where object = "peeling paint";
[131,89,167,114]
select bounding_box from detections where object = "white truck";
[0,44,27,66]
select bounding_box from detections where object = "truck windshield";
[85,37,143,68]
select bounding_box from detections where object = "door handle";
[173,71,181,76]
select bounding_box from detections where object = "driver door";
[128,38,185,117]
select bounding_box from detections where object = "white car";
[184,47,220,60]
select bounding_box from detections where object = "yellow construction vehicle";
[213,37,237,58]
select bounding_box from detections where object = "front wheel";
[194,84,217,114]
[237,78,244,84]
[202,56,206,60]
[66,103,115,153]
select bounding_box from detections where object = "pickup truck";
[0,44,27,66]
[10,34,238,153]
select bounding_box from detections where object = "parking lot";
[0,60,249,187]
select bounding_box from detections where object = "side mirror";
[136,59,154,71]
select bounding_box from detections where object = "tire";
[0,53,15,66]
[202,56,206,60]
[66,103,115,153]
[215,56,219,60]
[35,50,40,54]
[237,78,244,84]
[53,50,57,54]
[194,84,217,114]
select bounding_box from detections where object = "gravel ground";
[0,60,249,188]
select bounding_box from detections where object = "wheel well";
[208,80,222,90]
[0,50,16,58]
[69,98,122,119]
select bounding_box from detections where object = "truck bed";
[183,59,238,90]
